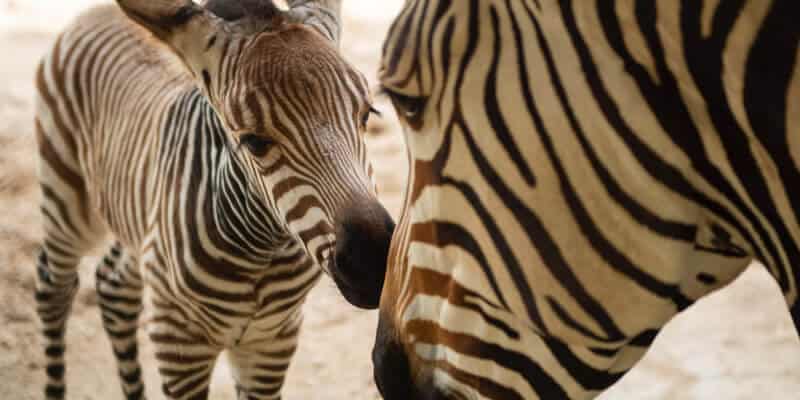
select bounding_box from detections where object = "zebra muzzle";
[329,200,395,309]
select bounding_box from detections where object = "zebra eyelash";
[238,133,274,158]
[377,85,427,125]
[375,86,397,105]
[362,105,382,128]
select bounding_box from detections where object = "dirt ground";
[1,1,799,399]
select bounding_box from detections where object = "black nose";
[373,315,435,400]
[331,201,395,309]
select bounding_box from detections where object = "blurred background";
[0,1,798,399]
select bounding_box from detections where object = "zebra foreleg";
[96,242,146,400]
[34,247,80,400]
[149,302,220,400]
[227,320,302,400]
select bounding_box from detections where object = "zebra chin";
[327,200,395,309]
[372,315,456,400]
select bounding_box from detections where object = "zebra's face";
[372,0,483,398]
[212,27,395,310]
[116,0,394,309]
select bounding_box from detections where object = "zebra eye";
[381,87,426,126]
[240,133,273,157]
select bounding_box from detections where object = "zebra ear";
[286,0,343,45]
[116,0,209,41]
[116,0,220,77]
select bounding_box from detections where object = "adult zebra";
[34,0,394,399]
[372,1,800,399]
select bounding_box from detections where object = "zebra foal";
[372,1,800,399]
[34,0,394,399]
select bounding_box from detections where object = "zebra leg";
[35,247,81,400]
[149,301,220,400]
[96,242,146,399]
[227,319,302,400]
[36,89,109,399]
[35,178,105,399]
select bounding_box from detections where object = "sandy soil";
[1,1,799,399]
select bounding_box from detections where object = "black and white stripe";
[373,1,800,399]
[34,1,393,399]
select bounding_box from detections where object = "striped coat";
[372,1,800,399]
[34,1,393,399]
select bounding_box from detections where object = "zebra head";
[372,0,800,399]
[116,0,395,309]
[373,1,543,398]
